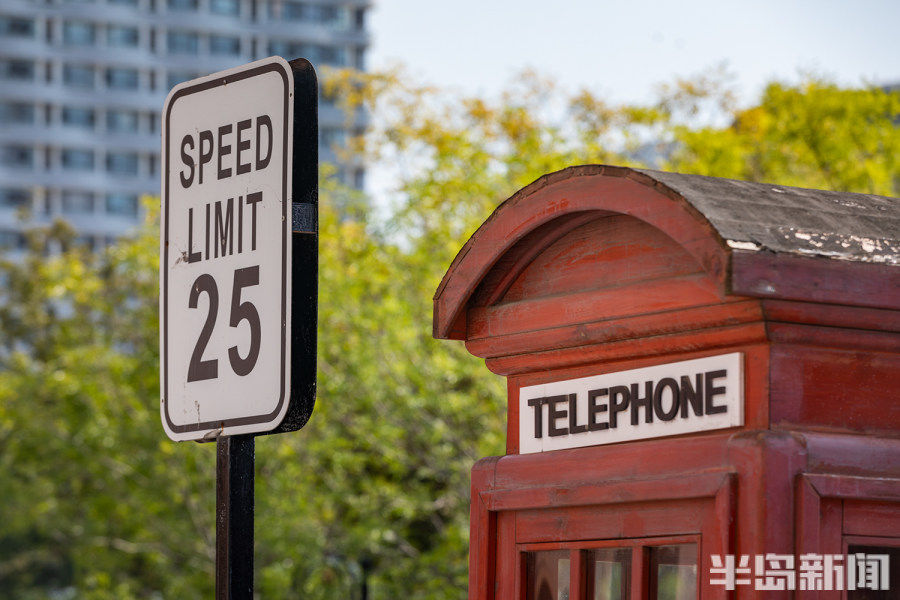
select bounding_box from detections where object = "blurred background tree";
[0,69,896,599]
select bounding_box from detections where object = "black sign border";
[162,60,291,436]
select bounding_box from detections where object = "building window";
[108,25,139,47]
[106,67,139,90]
[1,146,34,168]
[0,16,35,37]
[106,109,139,133]
[106,152,139,176]
[166,71,196,89]
[63,21,96,46]
[321,127,346,148]
[0,102,35,124]
[61,148,95,171]
[167,30,199,54]
[62,106,96,128]
[0,59,35,81]
[167,0,198,10]
[268,40,305,58]
[275,1,306,20]
[311,5,340,24]
[0,230,27,250]
[106,192,138,216]
[61,190,94,214]
[209,0,239,16]
[315,45,344,66]
[0,188,30,208]
[209,34,240,55]
[63,64,95,88]
[75,235,98,252]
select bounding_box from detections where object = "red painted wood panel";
[470,457,498,600]
[802,432,900,478]
[498,214,701,303]
[731,250,900,311]
[468,274,724,340]
[467,300,763,361]
[495,511,516,600]
[761,299,900,333]
[486,323,768,376]
[515,498,707,544]
[770,345,900,433]
[843,500,900,537]
[434,171,730,339]
[493,433,735,488]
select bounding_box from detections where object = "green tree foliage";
[0,70,896,598]
[668,79,900,195]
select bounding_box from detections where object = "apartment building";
[0,0,369,253]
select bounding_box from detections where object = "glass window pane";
[209,0,238,16]
[2,146,33,167]
[268,40,305,58]
[107,110,139,132]
[1,59,35,81]
[106,193,138,216]
[61,149,94,171]
[108,25,139,47]
[106,67,139,90]
[64,64,94,88]
[0,188,30,208]
[63,21,96,45]
[166,71,196,90]
[0,16,36,37]
[650,544,697,600]
[588,548,631,600]
[62,190,94,214]
[167,30,198,54]
[274,1,306,20]
[847,545,899,600]
[210,34,240,55]
[526,550,570,600]
[106,152,139,175]
[167,0,198,10]
[0,230,26,250]
[0,102,35,124]
[62,106,95,128]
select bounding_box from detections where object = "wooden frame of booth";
[434,166,900,600]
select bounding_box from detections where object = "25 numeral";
[187,266,261,382]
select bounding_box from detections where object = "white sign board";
[161,57,293,441]
[518,353,743,454]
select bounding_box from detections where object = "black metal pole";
[216,434,255,599]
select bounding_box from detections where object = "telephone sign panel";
[160,57,294,441]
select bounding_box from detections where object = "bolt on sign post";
[160,56,317,598]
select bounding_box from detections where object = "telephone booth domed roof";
[434,165,900,339]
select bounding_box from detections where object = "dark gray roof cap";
[636,168,899,265]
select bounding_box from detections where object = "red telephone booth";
[433,166,900,599]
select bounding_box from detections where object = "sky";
[368,0,900,106]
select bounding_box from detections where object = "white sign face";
[161,57,293,441]
[518,353,743,454]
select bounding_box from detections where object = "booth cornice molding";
[434,165,899,340]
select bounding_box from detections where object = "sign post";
[160,56,317,598]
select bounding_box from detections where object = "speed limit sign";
[160,57,317,441]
